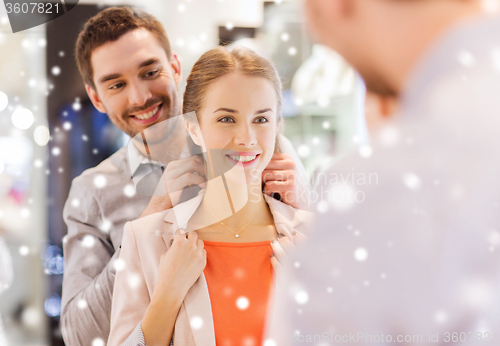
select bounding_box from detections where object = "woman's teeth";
[229,155,257,162]
[135,105,160,120]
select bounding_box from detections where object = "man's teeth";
[229,155,257,162]
[135,105,160,120]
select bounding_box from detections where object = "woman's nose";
[235,124,256,147]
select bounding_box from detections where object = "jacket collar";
[163,191,305,237]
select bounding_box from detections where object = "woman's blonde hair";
[183,46,283,152]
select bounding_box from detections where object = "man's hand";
[141,155,206,218]
[263,153,305,209]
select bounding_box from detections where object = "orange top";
[203,240,274,346]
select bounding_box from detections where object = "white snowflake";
[288,46,297,56]
[52,147,61,156]
[294,290,309,305]
[113,258,126,272]
[21,208,30,218]
[92,338,105,346]
[297,145,310,158]
[123,184,136,197]
[71,198,80,208]
[82,235,96,248]
[93,175,107,188]
[354,247,368,262]
[236,296,249,310]
[434,310,448,324]
[359,145,373,158]
[63,122,72,131]
[72,102,81,111]
[77,299,87,309]
[100,219,112,233]
[403,172,422,190]
[458,50,475,67]
[190,316,203,330]
[281,32,289,42]
[51,66,61,76]
[19,245,30,256]
[59,51,65,57]
[128,273,141,289]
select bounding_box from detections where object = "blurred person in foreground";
[267,0,500,344]
[0,234,13,346]
[61,7,309,345]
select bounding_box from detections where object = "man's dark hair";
[75,6,172,90]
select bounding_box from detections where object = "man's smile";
[130,103,163,125]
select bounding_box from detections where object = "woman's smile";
[225,152,261,167]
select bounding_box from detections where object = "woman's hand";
[143,230,206,346]
[154,229,207,301]
[270,232,306,272]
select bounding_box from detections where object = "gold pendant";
[235,234,240,238]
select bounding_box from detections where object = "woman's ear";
[185,119,204,147]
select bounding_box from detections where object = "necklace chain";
[202,200,262,238]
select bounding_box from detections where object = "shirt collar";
[127,140,163,177]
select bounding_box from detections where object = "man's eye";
[254,117,269,123]
[110,83,124,90]
[218,117,235,123]
[145,70,159,78]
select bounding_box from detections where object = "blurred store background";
[0,0,373,345]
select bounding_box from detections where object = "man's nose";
[128,81,152,106]
[235,123,256,147]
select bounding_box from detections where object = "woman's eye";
[254,117,269,123]
[218,117,235,123]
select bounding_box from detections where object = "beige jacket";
[108,193,313,346]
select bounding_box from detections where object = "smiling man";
[61,7,309,345]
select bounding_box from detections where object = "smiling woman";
[108,46,313,346]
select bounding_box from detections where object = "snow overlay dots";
[403,172,422,191]
[326,286,333,293]
[288,46,297,56]
[51,147,61,156]
[63,122,72,131]
[123,184,136,197]
[236,296,249,310]
[77,299,88,309]
[294,290,309,305]
[263,339,277,346]
[71,198,80,208]
[100,219,112,233]
[82,235,96,248]
[113,258,126,272]
[93,175,107,189]
[51,66,61,76]
[458,50,475,67]
[354,247,368,262]
[92,338,105,346]
[358,145,372,158]
[19,245,30,256]
[128,273,141,289]
[434,310,448,324]
[190,316,203,330]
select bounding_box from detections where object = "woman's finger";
[270,255,282,273]
[187,231,198,243]
[277,235,294,253]
[270,239,286,263]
